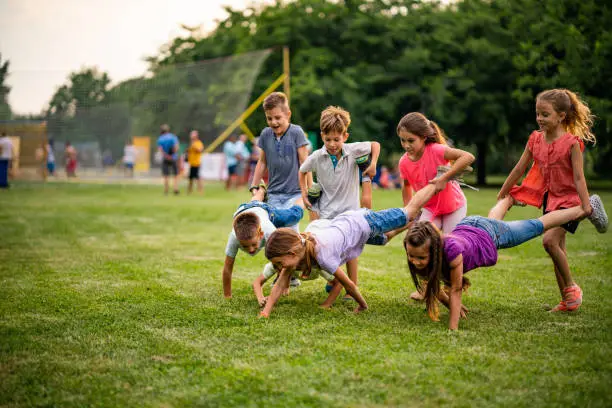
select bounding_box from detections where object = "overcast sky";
[0,0,270,114]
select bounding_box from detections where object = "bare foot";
[409,291,424,301]
[354,305,368,313]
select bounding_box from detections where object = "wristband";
[249,185,260,193]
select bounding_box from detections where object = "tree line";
[3,0,609,182]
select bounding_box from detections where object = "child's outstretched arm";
[447,255,465,330]
[222,255,235,298]
[404,184,438,221]
[259,267,291,318]
[429,147,475,192]
[571,143,592,215]
[497,145,533,200]
[252,274,269,308]
[330,268,368,313]
[321,279,343,309]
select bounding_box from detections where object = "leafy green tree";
[46,68,112,145]
[0,54,12,120]
[126,0,612,180]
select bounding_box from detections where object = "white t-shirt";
[310,210,371,274]
[46,144,55,163]
[299,142,371,219]
[225,205,276,258]
[0,137,13,160]
[123,145,137,164]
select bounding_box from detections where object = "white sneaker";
[588,194,608,233]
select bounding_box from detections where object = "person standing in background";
[187,130,204,194]
[64,141,78,178]
[0,132,13,188]
[123,139,136,178]
[223,134,240,190]
[157,124,180,195]
[235,134,250,187]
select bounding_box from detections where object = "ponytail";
[300,232,318,278]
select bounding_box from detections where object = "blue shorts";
[228,164,238,175]
[458,216,544,249]
[46,162,56,174]
[125,162,134,169]
[363,208,408,245]
[235,201,304,229]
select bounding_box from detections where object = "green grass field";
[1,182,611,407]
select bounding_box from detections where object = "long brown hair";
[396,112,447,145]
[403,222,471,321]
[537,89,596,144]
[265,228,318,277]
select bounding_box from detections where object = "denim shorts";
[267,193,302,210]
[363,208,408,244]
[458,216,544,249]
[235,201,304,229]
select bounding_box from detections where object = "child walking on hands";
[221,184,304,298]
[259,189,433,318]
[403,190,608,330]
[489,88,605,312]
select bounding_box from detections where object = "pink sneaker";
[551,285,582,312]
[550,300,568,312]
[564,284,583,311]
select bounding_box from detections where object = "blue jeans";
[363,208,408,245]
[267,193,302,210]
[458,216,544,249]
[235,201,304,228]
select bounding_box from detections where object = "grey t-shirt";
[258,124,308,195]
[311,210,372,274]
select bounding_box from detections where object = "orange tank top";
[510,131,583,211]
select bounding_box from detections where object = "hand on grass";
[460,304,469,319]
[258,311,269,319]
[258,297,267,308]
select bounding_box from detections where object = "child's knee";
[542,234,560,252]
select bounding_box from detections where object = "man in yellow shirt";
[187,130,204,194]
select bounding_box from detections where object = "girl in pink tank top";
[397,112,475,233]
[396,112,475,302]
[490,89,598,313]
